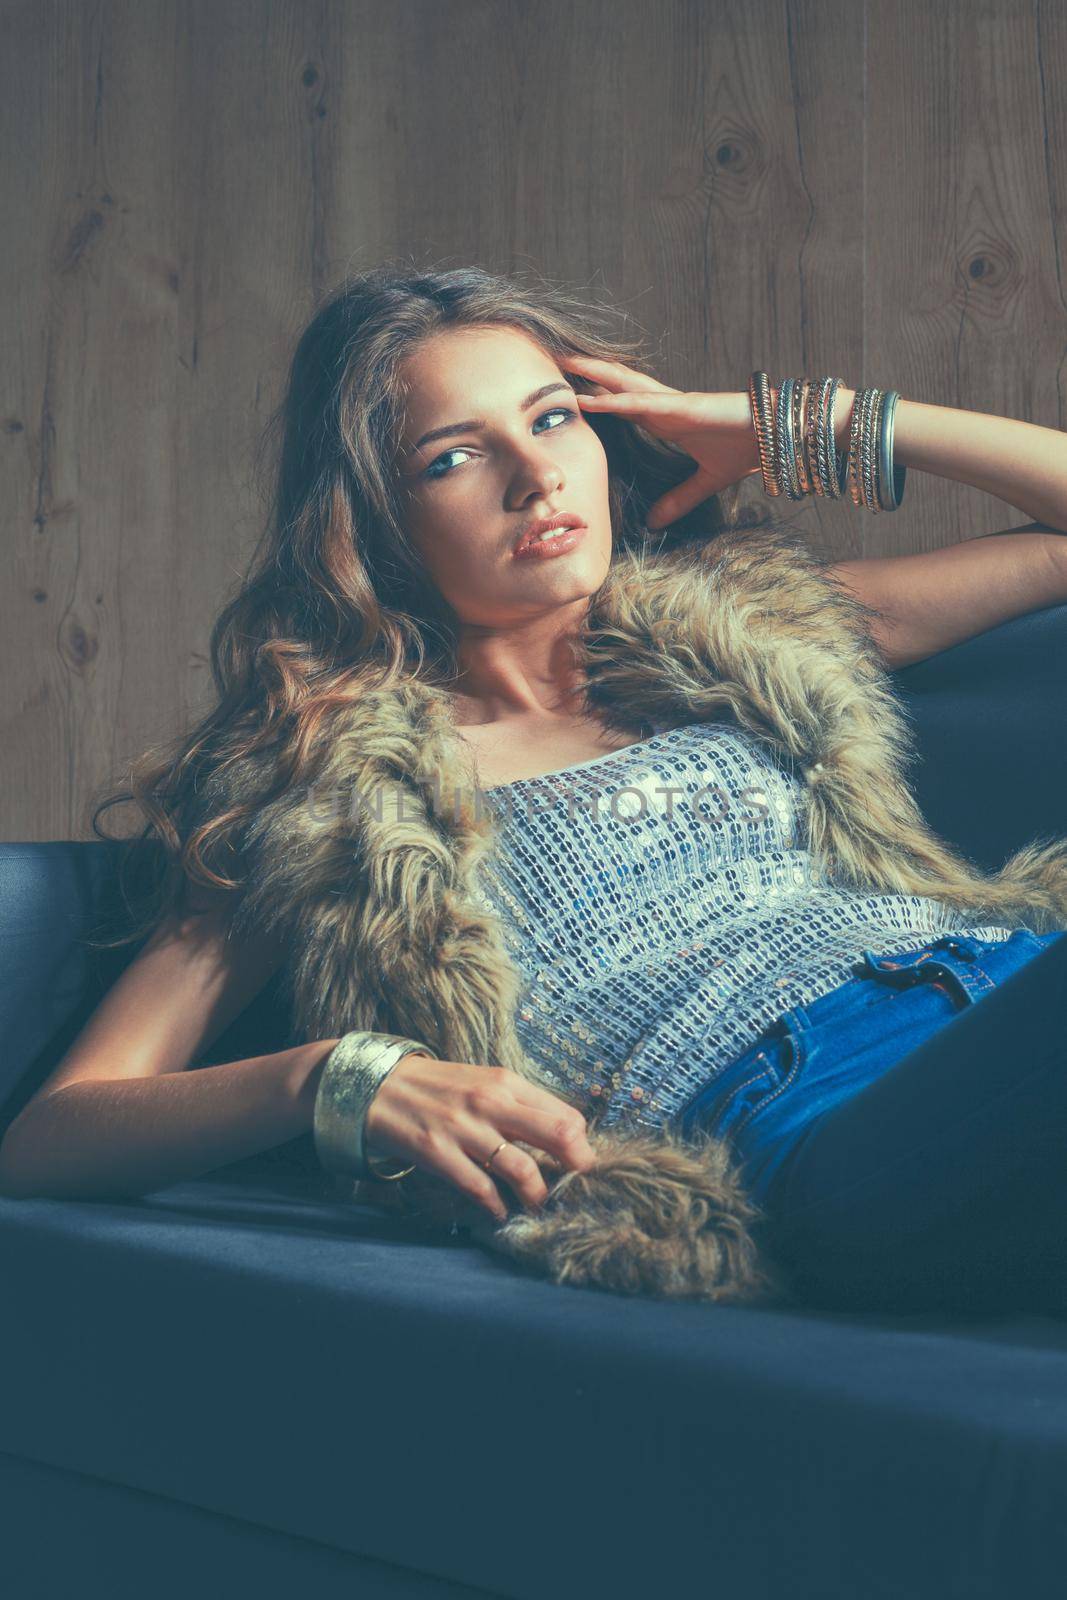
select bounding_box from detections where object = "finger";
[506,1099,599,1175]
[421,1134,513,1222]
[498,1076,597,1141]
[486,1072,599,1156]
[576,388,689,416]
[470,1082,597,1182]
[469,1135,551,1215]
[565,356,675,393]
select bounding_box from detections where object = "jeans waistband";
[846,935,998,1005]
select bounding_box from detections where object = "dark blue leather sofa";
[3,601,1067,1600]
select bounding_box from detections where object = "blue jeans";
[674,928,1067,1315]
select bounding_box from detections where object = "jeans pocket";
[729,1012,809,1139]
[677,1028,796,1146]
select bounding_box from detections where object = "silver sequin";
[472,721,1014,1133]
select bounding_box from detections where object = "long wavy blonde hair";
[86,261,761,952]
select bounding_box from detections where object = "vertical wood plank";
[867,0,1067,554]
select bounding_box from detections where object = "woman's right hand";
[362,1053,598,1222]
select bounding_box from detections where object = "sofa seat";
[3,1157,1067,1600]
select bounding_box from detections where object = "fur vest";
[217,525,1067,1305]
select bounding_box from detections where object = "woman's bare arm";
[830,529,1067,670]
[0,889,597,1217]
[0,1040,339,1201]
[867,391,1067,533]
[811,382,1067,669]
[0,893,338,1201]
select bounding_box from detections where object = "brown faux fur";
[212,525,1067,1302]
[363,1128,789,1305]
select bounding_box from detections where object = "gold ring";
[484,1140,510,1172]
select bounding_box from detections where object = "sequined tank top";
[471,720,1014,1132]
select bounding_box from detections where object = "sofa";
[2,598,1067,1600]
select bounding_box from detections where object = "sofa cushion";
[892,598,1067,872]
[0,841,294,1136]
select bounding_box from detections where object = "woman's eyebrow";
[406,380,574,456]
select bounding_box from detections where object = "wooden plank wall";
[3,0,1064,841]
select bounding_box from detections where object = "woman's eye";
[423,407,577,479]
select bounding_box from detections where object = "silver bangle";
[821,378,849,500]
[878,389,906,510]
[312,1031,429,1180]
[774,378,805,499]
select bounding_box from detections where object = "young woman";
[3,264,1066,1316]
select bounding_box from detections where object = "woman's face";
[395,326,612,629]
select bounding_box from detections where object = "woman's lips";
[511,524,588,561]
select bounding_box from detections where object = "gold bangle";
[748,371,781,496]
[792,379,812,496]
[870,388,888,513]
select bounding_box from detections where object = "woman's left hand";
[565,354,763,528]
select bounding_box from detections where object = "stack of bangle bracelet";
[747,371,907,512]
